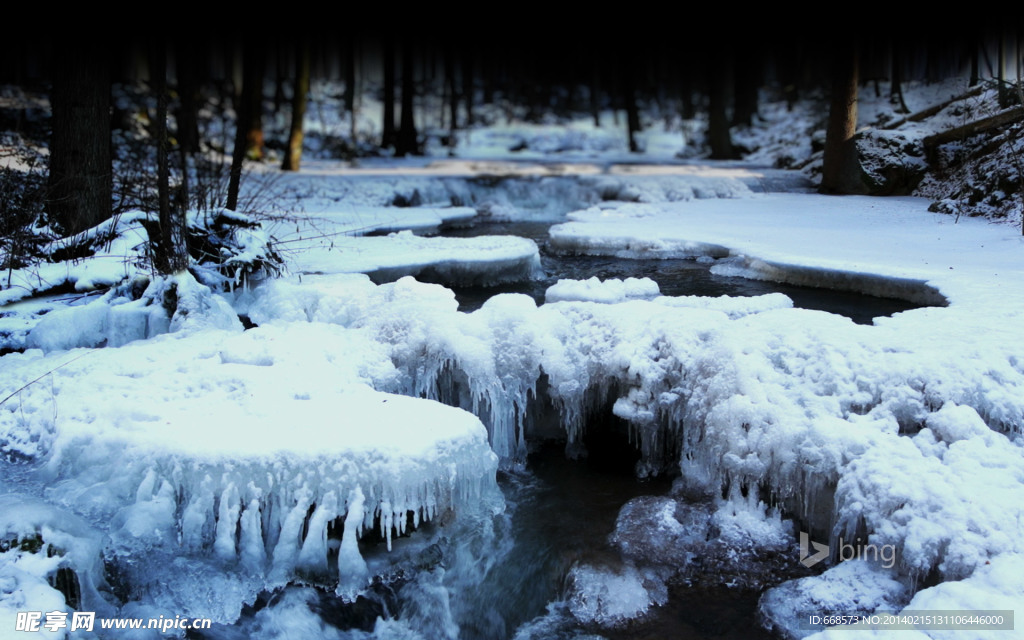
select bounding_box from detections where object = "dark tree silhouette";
[382,37,396,149]
[47,43,111,235]
[820,44,867,194]
[395,43,419,156]
[282,42,311,171]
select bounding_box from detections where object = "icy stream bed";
[442,221,922,324]
[2,168,1024,639]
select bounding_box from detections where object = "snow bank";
[244,238,1024,596]
[653,291,794,318]
[759,560,911,639]
[242,273,1024,590]
[27,273,240,353]
[566,563,666,628]
[549,193,1024,308]
[276,229,543,287]
[0,495,116,633]
[0,211,150,306]
[1,308,499,618]
[264,206,477,240]
[545,277,660,303]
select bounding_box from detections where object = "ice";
[336,488,370,599]
[27,273,240,353]
[610,492,796,591]
[260,200,543,287]
[1,287,501,622]
[759,560,911,639]
[279,231,544,287]
[653,291,794,318]
[0,494,115,621]
[545,276,660,304]
[4,171,1024,630]
[610,496,708,567]
[894,553,1024,640]
[565,562,666,628]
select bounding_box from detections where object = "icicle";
[337,487,369,600]
[214,483,241,562]
[297,490,338,574]
[180,476,214,553]
[239,498,266,572]
[135,468,158,502]
[270,485,312,582]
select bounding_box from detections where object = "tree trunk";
[382,38,396,149]
[733,51,760,127]
[243,47,265,160]
[282,42,310,171]
[227,41,262,211]
[820,46,866,194]
[152,42,187,274]
[174,42,201,155]
[445,47,458,152]
[47,44,111,235]
[623,63,641,153]
[395,43,419,157]
[890,40,910,114]
[343,39,356,115]
[462,54,475,126]
[591,57,603,127]
[707,56,737,159]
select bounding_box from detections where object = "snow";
[760,560,911,639]
[545,276,660,304]
[257,203,542,285]
[0,495,116,633]
[550,193,1021,306]
[566,563,665,628]
[2,275,500,624]
[282,230,543,286]
[4,75,1024,637]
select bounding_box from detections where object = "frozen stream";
[7,167,1017,640]
[190,214,928,639]
[444,221,921,325]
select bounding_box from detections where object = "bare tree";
[151,41,187,273]
[395,42,420,156]
[47,43,111,235]
[820,44,867,194]
[282,42,311,171]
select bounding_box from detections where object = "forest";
[1,27,1023,640]
[3,29,1022,280]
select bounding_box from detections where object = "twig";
[0,350,94,408]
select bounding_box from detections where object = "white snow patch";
[545,277,660,304]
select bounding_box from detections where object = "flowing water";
[443,221,919,324]
[195,215,925,639]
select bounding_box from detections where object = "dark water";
[499,443,776,640]
[202,218,908,639]
[444,221,920,324]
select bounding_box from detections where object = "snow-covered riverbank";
[2,162,1022,639]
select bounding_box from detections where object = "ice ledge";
[549,194,1024,309]
[1,327,500,593]
[710,256,947,306]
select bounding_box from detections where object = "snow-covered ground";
[2,79,1024,639]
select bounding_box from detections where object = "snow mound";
[264,206,477,240]
[759,560,911,639]
[545,277,660,304]
[566,562,666,629]
[0,494,116,633]
[1,320,500,616]
[653,291,794,318]
[285,231,544,287]
[27,273,241,353]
